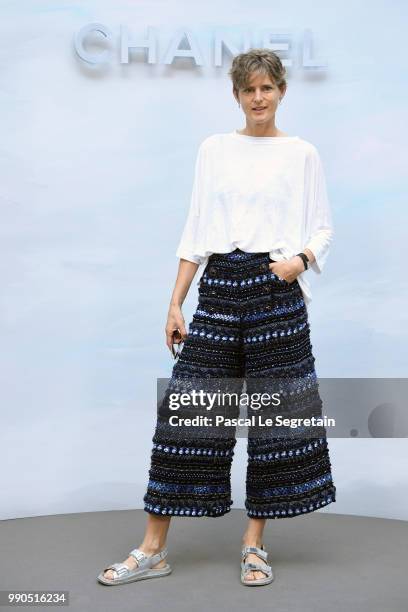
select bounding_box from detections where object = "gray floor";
[1,510,407,612]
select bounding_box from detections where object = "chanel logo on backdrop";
[73,24,328,69]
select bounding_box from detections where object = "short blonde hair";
[229,48,287,94]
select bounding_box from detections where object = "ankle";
[242,535,263,548]
[139,541,167,555]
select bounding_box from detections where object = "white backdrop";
[1,0,407,520]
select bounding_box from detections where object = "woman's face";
[234,71,285,127]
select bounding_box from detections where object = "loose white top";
[176,130,334,306]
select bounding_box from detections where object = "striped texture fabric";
[143,249,336,518]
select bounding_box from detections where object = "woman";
[97,48,336,587]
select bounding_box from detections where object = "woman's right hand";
[165,304,188,356]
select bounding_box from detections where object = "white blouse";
[176,130,334,307]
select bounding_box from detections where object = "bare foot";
[103,544,167,581]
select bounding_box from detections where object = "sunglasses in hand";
[171,329,185,360]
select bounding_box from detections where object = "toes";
[244,569,266,581]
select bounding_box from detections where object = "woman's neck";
[237,126,288,138]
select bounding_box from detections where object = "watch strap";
[296,252,309,270]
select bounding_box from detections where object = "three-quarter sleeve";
[175,140,209,265]
[303,147,334,274]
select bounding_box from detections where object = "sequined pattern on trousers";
[143,248,336,518]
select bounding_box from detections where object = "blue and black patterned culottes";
[143,249,336,519]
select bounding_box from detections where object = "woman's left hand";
[268,256,304,284]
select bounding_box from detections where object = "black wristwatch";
[296,252,309,271]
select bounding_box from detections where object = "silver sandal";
[97,547,172,586]
[241,544,274,586]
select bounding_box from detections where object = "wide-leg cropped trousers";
[143,249,336,519]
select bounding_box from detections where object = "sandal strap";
[128,547,168,568]
[241,545,268,562]
[242,561,272,577]
[103,562,131,578]
[128,549,147,564]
